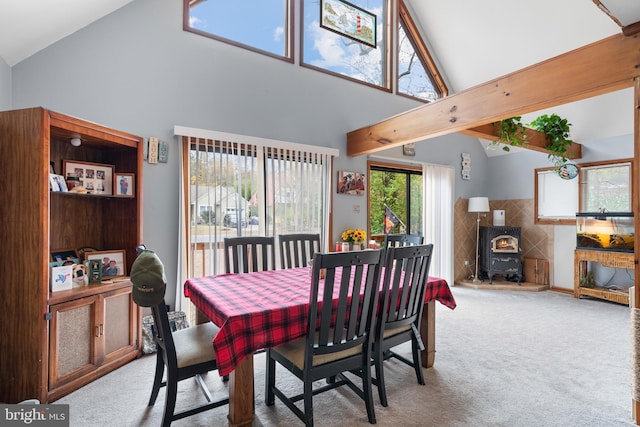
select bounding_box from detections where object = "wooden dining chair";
[147,301,229,426]
[224,236,276,273]
[372,243,434,407]
[265,249,383,427]
[130,248,228,427]
[278,233,321,269]
[382,233,424,249]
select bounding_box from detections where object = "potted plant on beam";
[489,116,528,152]
[528,113,573,167]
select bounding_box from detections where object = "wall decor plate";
[557,163,579,180]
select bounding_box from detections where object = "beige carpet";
[58,286,635,426]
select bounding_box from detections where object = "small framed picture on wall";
[337,171,365,196]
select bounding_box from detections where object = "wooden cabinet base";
[47,350,139,402]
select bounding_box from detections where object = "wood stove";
[479,226,522,284]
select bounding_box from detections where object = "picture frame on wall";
[320,0,377,48]
[337,171,365,196]
[85,250,127,279]
[114,173,135,197]
[63,160,114,195]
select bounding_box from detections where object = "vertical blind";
[174,126,337,310]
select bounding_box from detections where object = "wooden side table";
[574,249,634,305]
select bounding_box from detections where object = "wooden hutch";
[0,107,143,403]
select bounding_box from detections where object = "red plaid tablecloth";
[184,267,456,376]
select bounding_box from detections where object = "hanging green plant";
[489,116,528,152]
[528,113,572,167]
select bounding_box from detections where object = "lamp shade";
[468,197,490,213]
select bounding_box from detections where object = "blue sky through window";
[189,0,288,57]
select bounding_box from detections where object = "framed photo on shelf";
[63,160,114,195]
[114,173,135,197]
[85,250,127,279]
[50,248,78,263]
[87,258,103,283]
[76,246,98,261]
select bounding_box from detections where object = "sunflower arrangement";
[342,228,366,243]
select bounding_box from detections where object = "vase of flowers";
[341,228,366,251]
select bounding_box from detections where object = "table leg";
[227,355,254,427]
[420,300,436,368]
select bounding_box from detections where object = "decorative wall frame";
[461,153,471,180]
[403,143,415,156]
[63,160,114,195]
[337,170,365,195]
[320,0,377,48]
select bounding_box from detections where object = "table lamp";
[468,197,490,282]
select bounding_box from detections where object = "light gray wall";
[0,56,11,110]
[10,0,486,306]
[486,134,633,201]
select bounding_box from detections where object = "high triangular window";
[397,0,447,102]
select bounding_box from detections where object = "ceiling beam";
[347,33,640,156]
[462,125,583,159]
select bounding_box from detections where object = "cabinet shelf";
[48,280,132,306]
[50,191,136,200]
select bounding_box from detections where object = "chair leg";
[412,338,425,385]
[148,349,165,406]
[303,376,314,427]
[375,347,388,407]
[362,358,377,424]
[265,349,276,406]
[161,374,178,427]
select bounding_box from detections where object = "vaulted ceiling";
[1,0,639,154]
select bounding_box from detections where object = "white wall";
[9,0,488,307]
[0,56,11,110]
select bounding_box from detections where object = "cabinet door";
[49,295,100,391]
[101,287,139,364]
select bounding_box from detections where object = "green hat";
[130,250,166,307]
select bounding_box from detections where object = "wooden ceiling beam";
[462,124,583,159]
[347,33,640,156]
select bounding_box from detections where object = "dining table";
[184,267,456,427]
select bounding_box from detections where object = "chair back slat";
[379,244,434,330]
[278,233,321,269]
[224,236,276,273]
[307,250,382,358]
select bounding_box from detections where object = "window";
[580,161,631,212]
[397,0,447,101]
[301,0,446,97]
[184,0,293,61]
[534,158,633,224]
[302,0,389,88]
[535,167,578,224]
[368,160,422,237]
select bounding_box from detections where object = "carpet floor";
[58,286,636,426]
